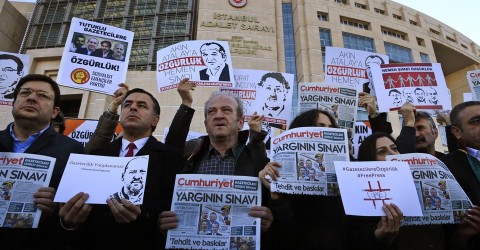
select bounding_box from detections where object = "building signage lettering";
[220,36,272,55]
[200,13,274,33]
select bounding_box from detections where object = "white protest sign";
[371,63,451,112]
[57,17,134,95]
[0,52,29,106]
[55,154,149,205]
[325,46,389,94]
[466,70,480,101]
[157,40,234,91]
[352,121,372,159]
[334,161,422,216]
[221,69,294,129]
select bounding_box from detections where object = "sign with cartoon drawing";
[370,63,451,112]
[156,40,234,91]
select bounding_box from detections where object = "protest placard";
[55,154,149,205]
[157,40,234,92]
[387,153,474,225]
[352,121,372,159]
[269,127,349,196]
[370,63,452,112]
[57,17,134,95]
[334,160,422,216]
[0,52,29,106]
[166,174,261,250]
[325,46,389,94]
[0,153,55,228]
[220,69,294,130]
[64,118,123,147]
[466,70,480,101]
[298,82,358,132]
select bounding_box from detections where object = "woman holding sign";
[259,109,350,249]
[350,132,453,250]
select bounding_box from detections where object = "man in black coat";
[59,88,185,249]
[441,101,480,248]
[0,74,84,249]
[159,79,274,248]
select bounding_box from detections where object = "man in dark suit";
[75,38,99,56]
[207,221,222,235]
[59,88,185,249]
[0,74,84,248]
[91,40,114,58]
[199,42,230,81]
[441,101,480,247]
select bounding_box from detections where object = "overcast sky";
[393,0,480,45]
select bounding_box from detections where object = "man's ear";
[451,126,462,140]
[151,114,160,128]
[433,127,439,139]
[51,106,60,119]
[237,116,244,130]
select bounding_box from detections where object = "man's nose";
[415,130,421,137]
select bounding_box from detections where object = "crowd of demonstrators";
[2,74,480,250]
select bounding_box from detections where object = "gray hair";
[415,111,436,132]
[204,91,244,119]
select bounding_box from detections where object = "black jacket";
[0,123,84,249]
[73,136,185,249]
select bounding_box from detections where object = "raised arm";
[359,92,393,134]
[85,83,128,153]
[164,78,196,153]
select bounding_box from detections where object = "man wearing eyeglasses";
[0,54,24,100]
[0,74,84,248]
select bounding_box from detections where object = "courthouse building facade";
[1,0,479,146]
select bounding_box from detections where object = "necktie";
[125,142,136,157]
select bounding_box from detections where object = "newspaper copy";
[466,70,480,101]
[387,153,474,225]
[298,82,358,132]
[54,154,149,205]
[352,121,372,159]
[64,118,123,147]
[325,46,389,94]
[334,161,423,216]
[57,17,134,95]
[269,127,349,196]
[166,174,261,250]
[464,93,473,102]
[0,51,29,106]
[220,69,294,129]
[0,153,56,228]
[370,63,452,112]
[157,40,234,92]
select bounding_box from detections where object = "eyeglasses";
[18,88,54,101]
[1,67,16,72]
